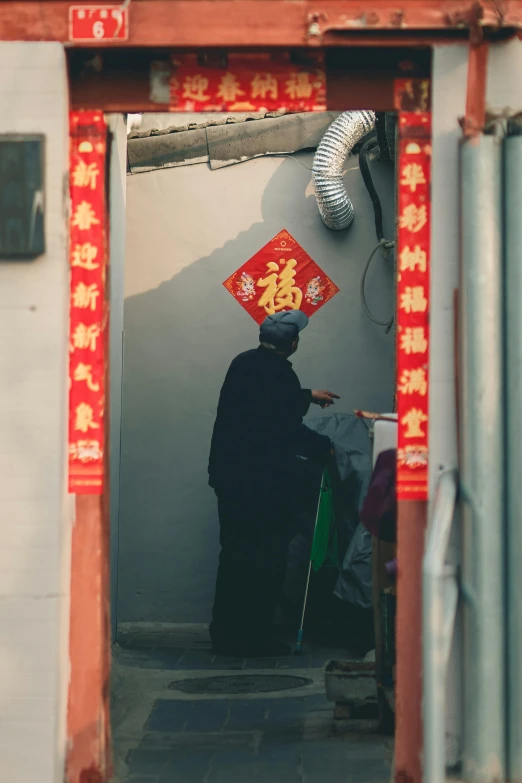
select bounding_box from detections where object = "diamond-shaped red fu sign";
[223,229,340,325]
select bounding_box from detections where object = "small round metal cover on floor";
[169,674,312,695]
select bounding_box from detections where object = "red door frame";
[66,78,430,783]
[0,4,495,781]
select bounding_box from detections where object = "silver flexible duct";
[312,111,375,231]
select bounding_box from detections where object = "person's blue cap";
[259,310,309,347]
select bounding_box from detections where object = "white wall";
[431,43,468,770]
[431,38,522,501]
[487,38,522,113]
[0,44,70,783]
[430,39,522,771]
[118,146,396,623]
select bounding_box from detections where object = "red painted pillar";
[394,500,427,783]
[393,83,432,783]
[66,495,112,783]
[66,111,111,783]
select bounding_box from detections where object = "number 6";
[93,20,104,38]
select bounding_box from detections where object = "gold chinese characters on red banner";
[68,111,107,494]
[223,229,339,325]
[168,53,326,112]
[396,110,431,501]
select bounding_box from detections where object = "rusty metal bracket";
[461,39,490,137]
[306,11,328,44]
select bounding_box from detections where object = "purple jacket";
[360,449,396,542]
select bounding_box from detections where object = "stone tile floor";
[111,625,393,783]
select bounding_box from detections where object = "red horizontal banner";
[168,53,326,113]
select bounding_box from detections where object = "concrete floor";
[111,625,393,783]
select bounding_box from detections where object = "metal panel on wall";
[0,135,45,258]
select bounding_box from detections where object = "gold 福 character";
[284,73,313,100]
[400,286,428,314]
[400,327,428,355]
[257,258,302,315]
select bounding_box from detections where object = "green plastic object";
[310,469,337,572]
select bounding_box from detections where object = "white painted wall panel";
[431,43,468,771]
[0,42,70,783]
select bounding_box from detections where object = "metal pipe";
[423,470,459,783]
[459,134,506,783]
[504,124,522,783]
[312,111,375,231]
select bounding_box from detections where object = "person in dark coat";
[208,310,339,657]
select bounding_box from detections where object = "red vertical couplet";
[68,111,108,494]
[396,110,431,501]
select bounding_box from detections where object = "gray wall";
[108,114,127,642]
[118,145,396,623]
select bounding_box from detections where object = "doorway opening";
[109,106,398,782]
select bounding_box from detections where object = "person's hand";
[311,390,340,408]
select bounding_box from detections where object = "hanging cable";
[375,112,391,162]
[360,239,395,333]
[358,128,396,332]
[359,136,384,241]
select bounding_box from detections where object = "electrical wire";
[375,112,390,162]
[358,119,398,333]
[360,239,395,333]
[359,136,384,241]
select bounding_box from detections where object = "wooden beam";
[0,0,520,47]
[68,46,431,112]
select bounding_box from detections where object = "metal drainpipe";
[459,133,506,783]
[423,470,459,783]
[505,120,522,783]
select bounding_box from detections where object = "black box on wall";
[0,135,45,259]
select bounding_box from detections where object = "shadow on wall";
[118,154,395,625]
